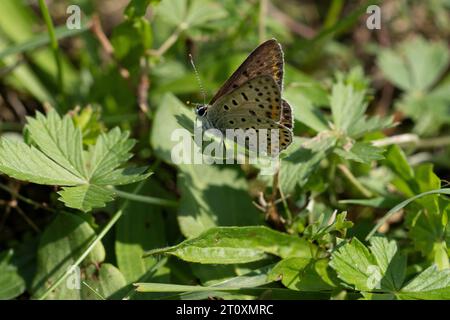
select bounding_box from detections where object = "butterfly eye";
[196,106,207,117]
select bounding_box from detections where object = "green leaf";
[329,81,392,138]
[0,250,26,299]
[268,258,336,291]
[0,137,85,186]
[150,93,195,164]
[284,88,328,132]
[144,226,316,264]
[279,135,336,194]
[330,81,366,134]
[334,142,385,164]
[155,0,226,30]
[115,182,167,283]
[398,265,450,300]
[330,237,406,292]
[304,212,353,244]
[378,37,449,92]
[31,212,126,299]
[185,0,227,28]
[285,65,329,107]
[124,0,151,19]
[177,164,261,238]
[383,145,414,182]
[0,110,151,212]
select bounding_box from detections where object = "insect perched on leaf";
[194,39,293,155]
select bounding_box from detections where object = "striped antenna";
[189,53,207,105]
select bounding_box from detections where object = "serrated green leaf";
[144,226,316,264]
[0,137,85,185]
[369,237,406,291]
[398,265,450,300]
[58,185,115,212]
[26,111,87,179]
[330,81,366,134]
[329,81,393,138]
[330,237,406,292]
[0,110,150,212]
[334,142,384,164]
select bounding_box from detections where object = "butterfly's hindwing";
[209,39,284,105]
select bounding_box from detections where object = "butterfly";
[195,39,293,155]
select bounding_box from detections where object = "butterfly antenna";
[189,53,207,105]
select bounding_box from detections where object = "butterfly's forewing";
[207,75,282,129]
[209,39,284,105]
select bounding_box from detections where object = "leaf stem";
[38,0,63,97]
[147,24,185,58]
[337,164,373,198]
[113,188,178,208]
[37,182,145,300]
[0,182,56,212]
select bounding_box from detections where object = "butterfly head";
[194,104,214,130]
[195,105,208,118]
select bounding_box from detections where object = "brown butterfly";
[195,39,293,154]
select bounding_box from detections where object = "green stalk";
[38,0,63,97]
[323,0,344,29]
[113,189,178,208]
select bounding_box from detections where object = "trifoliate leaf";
[0,110,151,212]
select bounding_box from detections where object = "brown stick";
[90,15,130,80]
[268,2,316,39]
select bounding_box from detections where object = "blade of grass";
[0,23,90,60]
[365,188,450,240]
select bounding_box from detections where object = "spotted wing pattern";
[209,39,284,105]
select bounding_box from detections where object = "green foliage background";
[0,0,450,300]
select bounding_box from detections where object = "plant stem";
[113,188,178,208]
[338,164,373,198]
[323,0,344,29]
[38,0,63,98]
[0,183,55,212]
[38,182,145,300]
[416,136,450,149]
[148,24,185,58]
